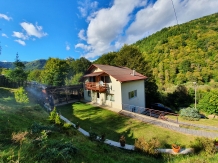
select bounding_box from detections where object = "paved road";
[120,110,218,138]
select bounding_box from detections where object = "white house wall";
[105,76,122,109]
[121,80,145,108]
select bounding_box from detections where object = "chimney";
[132,69,135,76]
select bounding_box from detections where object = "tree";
[41,58,69,86]
[5,53,27,86]
[94,52,117,65]
[114,45,151,76]
[27,69,42,82]
[65,72,83,85]
[166,85,193,110]
[71,57,91,75]
[198,90,218,114]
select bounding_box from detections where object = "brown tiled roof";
[85,64,147,82]
[83,72,105,77]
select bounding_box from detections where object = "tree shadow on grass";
[0,87,17,107]
[57,102,150,144]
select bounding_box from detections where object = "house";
[82,64,148,112]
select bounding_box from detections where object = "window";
[128,90,137,99]
[100,76,111,83]
[111,94,114,101]
[106,94,110,100]
[105,76,111,83]
[106,94,115,101]
[88,91,91,97]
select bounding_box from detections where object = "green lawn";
[57,102,196,147]
[168,114,218,127]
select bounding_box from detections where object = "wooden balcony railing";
[85,82,108,92]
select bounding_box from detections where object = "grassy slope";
[1,87,218,162]
[0,87,161,163]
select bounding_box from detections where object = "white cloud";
[78,29,86,40]
[75,43,92,51]
[66,42,70,51]
[77,0,218,59]
[78,0,98,17]
[0,13,12,21]
[20,22,47,38]
[2,33,9,38]
[77,0,142,59]
[12,31,28,40]
[14,39,26,46]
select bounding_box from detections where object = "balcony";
[85,82,108,93]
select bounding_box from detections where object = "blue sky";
[0,0,217,62]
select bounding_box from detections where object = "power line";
[170,0,179,25]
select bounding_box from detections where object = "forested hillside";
[25,59,46,70]
[0,62,14,68]
[134,13,218,89]
[0,59,46,70]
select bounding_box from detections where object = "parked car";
[150,103,174,113]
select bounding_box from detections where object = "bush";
[55,114,61,125]
[48,107,57,122]
[190,137,216,155]
[134,137,160,156]
[180,107,201,121]
[14,87,29,104]
[63,123,72,129]
[37,140,77,162]
[11,131,28,144]
[30,122,58,134]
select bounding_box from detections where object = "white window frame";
[128,90,137,99]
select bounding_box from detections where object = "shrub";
[63,123,72,129]
[30,122,57,134]
[37,141,77,162]
[48,107,57,122]
[134,137,160,155]
[11,131,28,144]
[14,87,29,104]
[190,137,216,155]
[55,114,61,125]
[180,107,201,121]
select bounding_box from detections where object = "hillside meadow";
[1,87,218,162]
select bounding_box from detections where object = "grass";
[1,86,218,162]
[57,102,196,147]
[168,114,218,127]
[0,87,163,162]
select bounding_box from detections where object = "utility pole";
[193,82,197,109]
